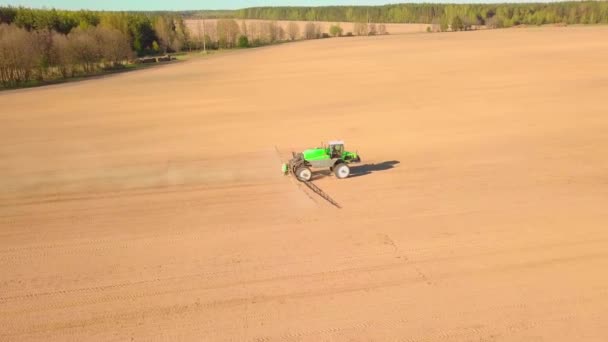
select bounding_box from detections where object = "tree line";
[1,6,376,88]
[0,24,137,86]
[0,7,191,55]
[0,6,194,87]
[187,2,608,28]
[0,8,361,88]
[192,20,324,49]
[189,19,384,51]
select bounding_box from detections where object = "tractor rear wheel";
[296,167,312,181]
[334,163,350,179]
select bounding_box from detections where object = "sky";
[0,0,560,11]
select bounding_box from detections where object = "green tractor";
[282,140,361,181]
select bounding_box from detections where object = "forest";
[0,7,190,87]
[189,2,608,27]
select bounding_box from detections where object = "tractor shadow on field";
[311,160,400,180]
[349,160,400,178]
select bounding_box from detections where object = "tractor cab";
[328,140,344,158]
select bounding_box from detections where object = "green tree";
[223,3,608,27]
[237,35,248,47]
[152,16,172,53]
[451,16,464,31]
[329,24,343,37]
[0,7,17,25]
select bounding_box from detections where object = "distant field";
[2,26,608,341]
[185,19,435,38]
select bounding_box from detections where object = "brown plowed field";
[2,26,608,341]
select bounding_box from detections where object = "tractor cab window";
[330,144,344,158]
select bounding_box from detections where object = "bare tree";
[369,23,377,35]
[259,21,270,43]
[240,20,248,38]
[353,22,368,36]
[430,18,441,32]
[247,21,258,43]
[378,23,387,35]
[202,19,207,52]
[267,21,280,43]
[195,20,203,50]
[68,27,102,74]
[34,29,54,80]
[304,22,319,39]
[217,19,240,48]
[96,27,134,67]
[0,34,18,84]
[286,21,300,40]
[204,21,216,49]
[315,23,322,38]
[49,31,73,77]
[0,24,42,86]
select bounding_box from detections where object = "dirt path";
[1,26,608,341]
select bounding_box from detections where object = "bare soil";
[1,26,608,341]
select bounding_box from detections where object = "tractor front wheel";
[334,163,350,179]
[296,167,312,182]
